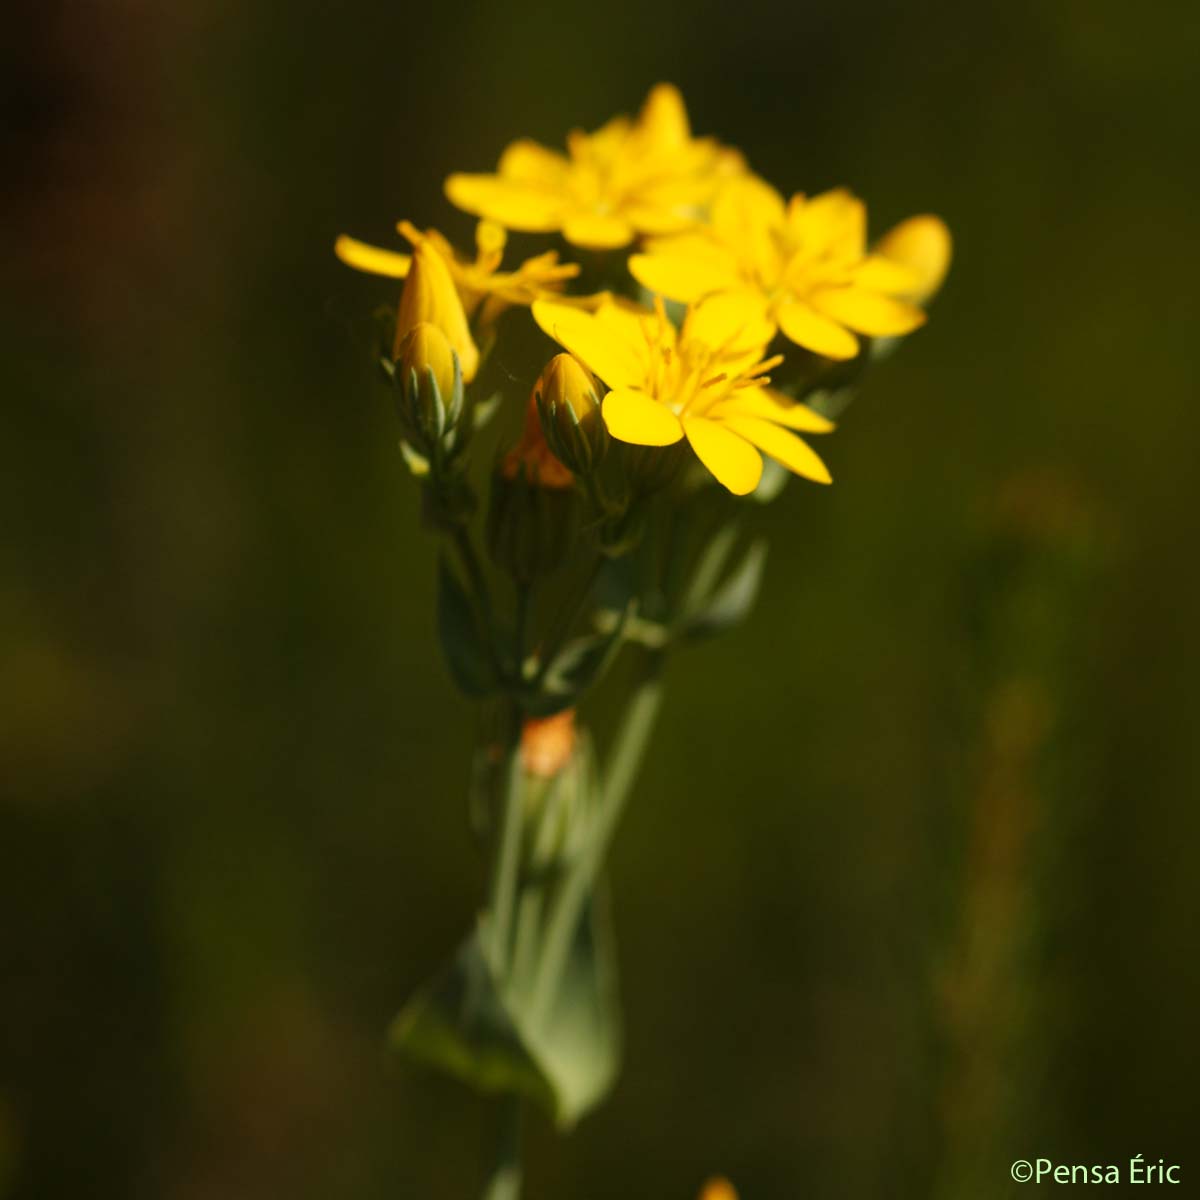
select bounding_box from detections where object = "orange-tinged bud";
[534,353,608,477]
[698,1179,738,1200]
[520,710,577,778]
[395,240,480,381]
[504,393,574,490]
[488,396,578,581]
[876,214,952,305]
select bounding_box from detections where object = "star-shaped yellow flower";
[532,293,834,496]
[630,174,950,360]
[335,218,579,331]
[445,84,743,250]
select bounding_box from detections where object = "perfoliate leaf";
[390,894,621,1128]
[436,555,496,696]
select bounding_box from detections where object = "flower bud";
[520,710,577,778]
[534,353,608,477]
[395,321,463,454]
[487,398,578,581]
[395,240,480,382]
[504,393,575,491]
[875,215,952,305]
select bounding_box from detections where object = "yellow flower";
[630,175,947,360]
[445,84,743,250]
[335,219,579,346]
[532,293,834,496]
[698,1179,738,1200]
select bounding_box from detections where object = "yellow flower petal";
[711,174,786,238]
[809,287,926,337]
[622,202,699,237]
[602,388,684,446]
[711,387,835,433]
[851,254,923,295]
[720,414,832,484]
[444,174,564,232]
[776,298,860,359]
[875,214,953,303]
[532,301,647,390]
[498,138,571,186]
[629,251,741,303]
[561,210,636,249]
[334,235,411,279]
[475,219,507,259]
[683,416,763,495]
[637,83,691,152]
[682,291,774,356]
[789,188,866,258]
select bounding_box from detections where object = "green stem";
[533,554,604,688]
[530,655,665,1022]
[481,1096,523,1200]
[452,524,505,684]
[514,582,533,683]
[487,745,525,973]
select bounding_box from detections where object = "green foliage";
[389,895,621,1128]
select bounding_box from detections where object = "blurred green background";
[4,0,1199,1196]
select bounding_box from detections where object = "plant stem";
[451,523,505,680]
[514,582,532,682]
[530,653,665,1022]
[533,554,604,687]
[482,1096,523,1200]
[487,744,525,973]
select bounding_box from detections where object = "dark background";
[3,0,1199,1196]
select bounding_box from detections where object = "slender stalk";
[481,1096,523,1200]
[487,745,525,973]
[530,655,664,1022]
[533,554,604,687]
[514,582,532,682]
[451,523,506,684]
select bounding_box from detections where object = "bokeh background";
[4,0,1199,1196]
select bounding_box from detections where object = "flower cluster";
[335,90,950,1187]
[337,82,950,497]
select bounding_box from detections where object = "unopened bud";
[487,405,578,582]
[534,354,608,477]
[395,240,480,381]
[395,321,463,454]
[520,710,577,778]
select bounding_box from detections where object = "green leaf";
[680,537,768,641]
[437,555,496,696]
[390,893,621,1128]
